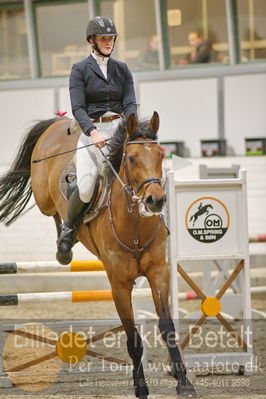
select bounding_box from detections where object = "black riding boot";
[57,187,87,260]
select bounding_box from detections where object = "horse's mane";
[107,117,158,172]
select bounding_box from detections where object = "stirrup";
[57,222,76,253]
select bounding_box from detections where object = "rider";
[57,16,137,260]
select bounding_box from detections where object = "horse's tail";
[0,118,58,226]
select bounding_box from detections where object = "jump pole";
[1,286,264,306]
[0,260,105,274]
[0,289,154,306]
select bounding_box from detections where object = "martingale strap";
[108,189,163,262]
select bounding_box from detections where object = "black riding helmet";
[86,16,118,57]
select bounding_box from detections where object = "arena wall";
[0,71,266,163]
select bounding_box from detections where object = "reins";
[99,140,161,202]
[99,139,164,261]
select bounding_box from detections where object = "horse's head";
[123,112,166,217]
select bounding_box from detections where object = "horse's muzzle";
[145,194,166,214]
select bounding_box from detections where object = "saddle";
[59,159,114,224]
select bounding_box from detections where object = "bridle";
[122,139,162,207]
[99,138,165,262]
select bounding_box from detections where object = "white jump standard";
[167,169,253,374]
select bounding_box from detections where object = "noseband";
[135,177,161,195]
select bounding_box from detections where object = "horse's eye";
[128,155,135,163]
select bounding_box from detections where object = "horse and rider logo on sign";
[185,197,230,243]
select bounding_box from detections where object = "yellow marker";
[201,297,221,316]
[70,260,104,272]
[72,290,113,302]
[56,332,87,363]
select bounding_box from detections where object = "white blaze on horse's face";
[144,144,152,152]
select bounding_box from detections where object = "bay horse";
[0,112,196,397]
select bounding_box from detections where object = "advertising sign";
[185,196,229,243]
[167,175,248,260]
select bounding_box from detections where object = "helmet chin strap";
[92,37,116,58]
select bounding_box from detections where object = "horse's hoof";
[56,250,73,265]
[134,382,149,398]
[58,241,72,253]
[176,384,197,397]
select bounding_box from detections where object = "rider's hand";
[90,129,106,148]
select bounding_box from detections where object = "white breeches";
[76,118,121,203]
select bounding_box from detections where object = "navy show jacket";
[69,53,137,135]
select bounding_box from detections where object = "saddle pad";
[59,159,76,201]
[59,159,112,225]
[69,118,82,135]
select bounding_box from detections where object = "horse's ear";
[148,111,159,134]
[127,113,138,137]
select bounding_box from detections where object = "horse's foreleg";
[111,283,149,399]
[53,213,62,239]
[147,266,197,397]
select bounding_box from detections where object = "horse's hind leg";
[147,266,197,397]
[111,282,149,399]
